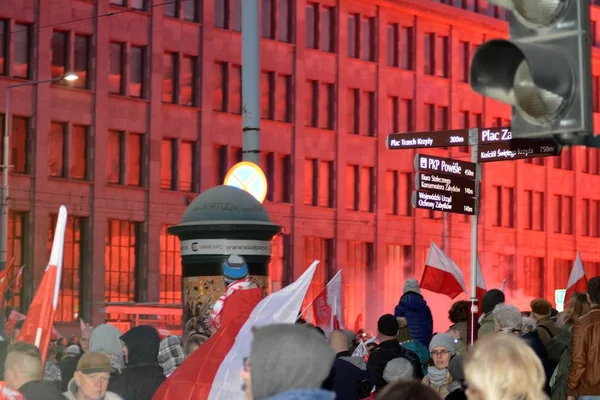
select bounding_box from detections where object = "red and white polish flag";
[153,260,319,400]
[566,252,588,301]
[312,270,343,335]
[475,259,487,315]
[420,242,466,299]
[17,206,67,363]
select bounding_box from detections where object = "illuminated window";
[107,131,144,186]
[180,55,196,106]
[71,125,88,180]
[13,24,30,79]
[109,42,124,94]
[111,0,146,10]
[48,215,84,322]
[213,62,227,111]
[159,225,181,303]
[275,74,292,123]
[165,0,198,21]
[6,212,26,312]
[163,53,175,103]
[161,139,175,190]
[0,116,30,174]
[179,141,194,192]
[384,245,412,311]
[105,220,139,303]
[49,122,67,178]
[161,139,195,192]
[303,237,332,311]
[260,71,275,120]
[51,32,68,80]
[523,257,544,298]
[0,20,6,75]
[74,35,90,89]
[215,0,241,30]
[129,46,145,98]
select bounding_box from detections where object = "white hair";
[520,317,537,334]
[492,304,522,330]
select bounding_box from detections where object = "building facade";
[1,0,600,331]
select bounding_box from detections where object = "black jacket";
[108,326,166,400]
[57,355,81,392]
[367,339,424,391]
[522,331,556,396]
[445,389,468,400]
[19,380,65,400]
[331,351,376,399]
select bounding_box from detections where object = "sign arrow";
[477,138,561,163]
[411,191,478,216]
[387,129,469,149]
[414,154,478,180]
[415,172,477,197]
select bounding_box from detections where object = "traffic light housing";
[470,0,593,146]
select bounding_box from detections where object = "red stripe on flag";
[420,265,464,299]
[152,288,263,400]
[565,277,588,304]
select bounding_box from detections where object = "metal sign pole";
[468,128,481,345]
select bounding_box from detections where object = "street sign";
[411,190,478,215]
[477,138,561,163]
[386,129,469,149]
[479,127,513,144]
[414,154,477,180]
[415,172,477,197]
[224,161,268,203]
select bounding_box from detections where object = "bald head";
[5,342,43,388]
[328,330,351,354]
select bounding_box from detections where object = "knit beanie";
[383,357,414,383]
[482,289,505,315]
[89,324,124,357]
[429,333,457,356]
[250,324,335,400]
[378,314,399,337]
[403,279,421,295]
[448,354,464,381]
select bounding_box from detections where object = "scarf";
[499,327,521,336]
[427,366,450,386]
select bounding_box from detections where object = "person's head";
[520,317,537,334]
[11,320,24,344]
[65,345,81,358]
[530,298,552,320]
[396,317,412,342]
[383,358,414,384]
[80,326,94,353]
[587,276,600,306]
[403,279,421,295]
[328,330,351,354]
[428,333,456,370]
[158,336,185,376]
[376,380,442,400]
[73,352,112,400]
[184,333,208,357]
[492,303,522,332]
[120,325,161,366]
[464,334,547,400]
[564,292,591,325]
[242,324,335,400]
[377,314,399,341]
[482,289,505,315]
[4,342,43,390]
[448,354,464,384]
[89,324,124,357]
[449,300,470,324]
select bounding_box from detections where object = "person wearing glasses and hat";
[422,333,457,398]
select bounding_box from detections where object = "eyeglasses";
[430,350,450,357]
[243,357,251,373]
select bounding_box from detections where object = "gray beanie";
[403,279,421,294]
[448,354,464,381]
[250,324,335,400]
[429,333,457,356]
[383,357,414,383]
[89,324,124,356]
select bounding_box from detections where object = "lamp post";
[0,73,78,273]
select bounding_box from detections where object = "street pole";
[468,129,481,345]
[241,0,261,166]
[0,74,77,337]
[441,212,447,251]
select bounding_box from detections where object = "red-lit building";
[1,0,600,332]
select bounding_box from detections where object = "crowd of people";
[0,276,598,400]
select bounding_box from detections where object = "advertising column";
[168,185,281,338]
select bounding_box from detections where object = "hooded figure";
[394,279,434,347]
[478,289,505,339]
[89,324,126,373]
[108,325,166,400]
[243,324,336,400]
[157,336,185,377]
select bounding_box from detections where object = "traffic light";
[469,0,593,146]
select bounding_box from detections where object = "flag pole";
[468,129,482,346]
[297,270,342,321]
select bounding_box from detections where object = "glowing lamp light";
[62,73,79,81]
[224,161,268,203]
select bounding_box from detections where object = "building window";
[161,139,176,190]
[51,32,68,81]
[0,116,29,174]
[384,245,413,310]
[348,14,359,58]
[385,171,413,216]
[262,152,291,203]
[261,0,292,42]
[321,6,335,52]
[523,257,544,298]
[180,55,196,106]
[51,32,91,89]
[213,145,242,186]
[346,165,374,212]
[275,74,293,122]
[165,0,199,22]
[163,53,197,106]
[306,4,318,49]
[213,62,242,114]
[6,212,26,311]
[0,20,7,76]
[111,0,146,9]
[347,89,374,136]
[260,71,276,120]
[553,147,573,170]
[306,4,336,52]
[554,259,572,290]
[493,186,515,228]
[387,24,399,67]
[304,237,333,308]
[424,33,449,78]
[159,225,182,303]
[534,192,545,231]
[400,26,413,70]
[74,35,90,89]
[160,139,194,192]
[554,194,574,234]
[105,220,139,303]
[129,46,145,98]
[109,43,125,95]
[46,123,89,180]
[344,241,373,327]
[593,200,600,237]
[48,215,84,322]
[305,80,318,127]
[107,130,145,187]
[361,16,375,61]
[13,24,30,79]
[458,41,469,82]
[582,199,590,237]
[214,0,242,31]
[163,53,176,103]
[348,14,375,61]
[303,159,334,207]
[109,43,145,97]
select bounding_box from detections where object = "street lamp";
[0,72,78,272]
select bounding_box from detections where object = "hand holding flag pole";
[296,269,341,321]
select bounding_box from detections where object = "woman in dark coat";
[394,279,433,347]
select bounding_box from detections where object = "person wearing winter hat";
[89,324,125,373]
[530,298,561,348]
[383,358,414,384]
[394,279,434,347]
[242,324,336,400]
[368,314,423,393]
[478,289,505,339]
[445,354,467,400]
[63,352,122,400]
[422,333,457,398]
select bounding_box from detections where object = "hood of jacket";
[120,325,162,366]
[264,389,336,400]
[65,378,122,400]
[90,324,124,357]
[397,292,429,312]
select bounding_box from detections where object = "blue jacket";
[394,292,434,347]
[331,351,376,399]
[264,389,336,400]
